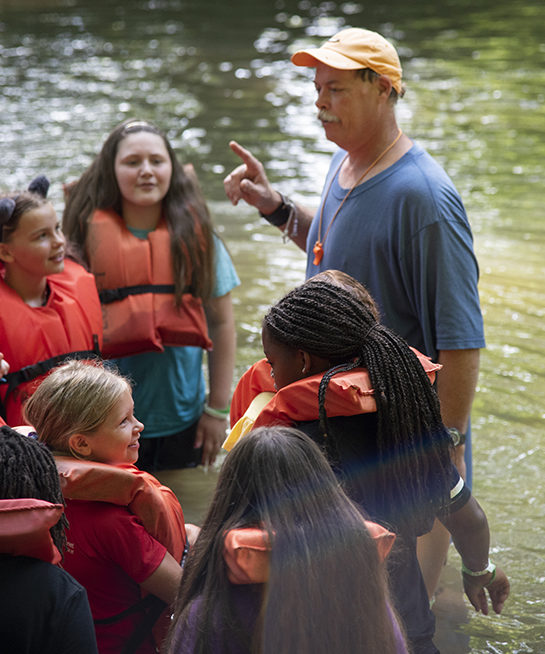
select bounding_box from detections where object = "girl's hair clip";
[28,175,50,198]
[0,197,16,227]
[0,175,49,240]
[123,119,153,132]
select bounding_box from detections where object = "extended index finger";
[229,140,260,172]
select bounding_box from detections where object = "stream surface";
[1,1,544,651]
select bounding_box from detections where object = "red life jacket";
[0,498,64,564]
[86,209,212,358]
[229,351,440,438]
[0,259,103,425]
[55,456,187,562]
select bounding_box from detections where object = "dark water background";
[1,1,544,651]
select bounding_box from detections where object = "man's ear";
[67,433,92,458]
[0,242,14,264]
[376,74,393,98]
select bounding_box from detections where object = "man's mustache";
[318,109,340,123]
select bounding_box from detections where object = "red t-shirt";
[63,499,167,654]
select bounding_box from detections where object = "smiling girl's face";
[77,387,144,465]
[0,202,65,281]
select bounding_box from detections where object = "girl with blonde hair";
[25,359,190,654]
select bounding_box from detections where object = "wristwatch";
[447,427,466,447]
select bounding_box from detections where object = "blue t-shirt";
[114,234,240,438]
[306,143,485,361]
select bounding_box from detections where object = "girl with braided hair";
[0,425,98,653]
[230,274,509,654]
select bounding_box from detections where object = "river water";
[1,0,544,651]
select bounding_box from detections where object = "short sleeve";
[58,579,99,654]
[413,220,485,352]
[105,509,167,583]
[73,503,167,585]
[212,234,240,298]
[436,470,471,518]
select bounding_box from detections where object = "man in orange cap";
[224,26,485,653]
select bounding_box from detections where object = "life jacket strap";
[0,335,101,420]
[94,593,167,654]
[99,284,176,304]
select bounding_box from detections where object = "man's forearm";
[436,348,480,477]
[436,348,480,431]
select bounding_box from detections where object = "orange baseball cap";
[291,28,403,94]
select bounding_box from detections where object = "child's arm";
[439,495,510,615]
[140,550,183,605]
[197,292,236,466]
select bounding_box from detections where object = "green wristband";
[484,567,497,586]
[461,560,496,577]
[203,403,230,420]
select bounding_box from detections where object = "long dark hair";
[0,425,68,555]
[165,427,400,654]
[62,119,215,301]
[262,278,453,534]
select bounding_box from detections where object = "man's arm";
[436,348,480,478]
[223,141,314,251]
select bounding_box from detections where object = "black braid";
[317,360,361,472]
[0,426,68,554]
[318,360,361,438]
[263,280,453,532]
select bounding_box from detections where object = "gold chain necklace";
[312,128,403,265]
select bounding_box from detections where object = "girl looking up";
[0,176,102,425]
[63,119,239,470]
[166,426,408,654]
[25,360,189,654]
[230,275,509,654]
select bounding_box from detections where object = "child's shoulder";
[65,499,147,542]
[66,498,132,520]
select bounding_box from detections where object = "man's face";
[313,63,381,151]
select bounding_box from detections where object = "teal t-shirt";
[114,233,240,438]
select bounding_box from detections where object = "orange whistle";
[312,241,324,265]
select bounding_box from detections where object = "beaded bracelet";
[259,192,294,227]
[203,403,230,420]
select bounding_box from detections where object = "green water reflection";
[1,1,544,651]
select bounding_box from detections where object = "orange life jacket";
[0,498,64,564]
[223,521,395,585]
[86,209,212,358]
[229,351,441,439]
[55,456,187,562]
[0,259,103,425]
